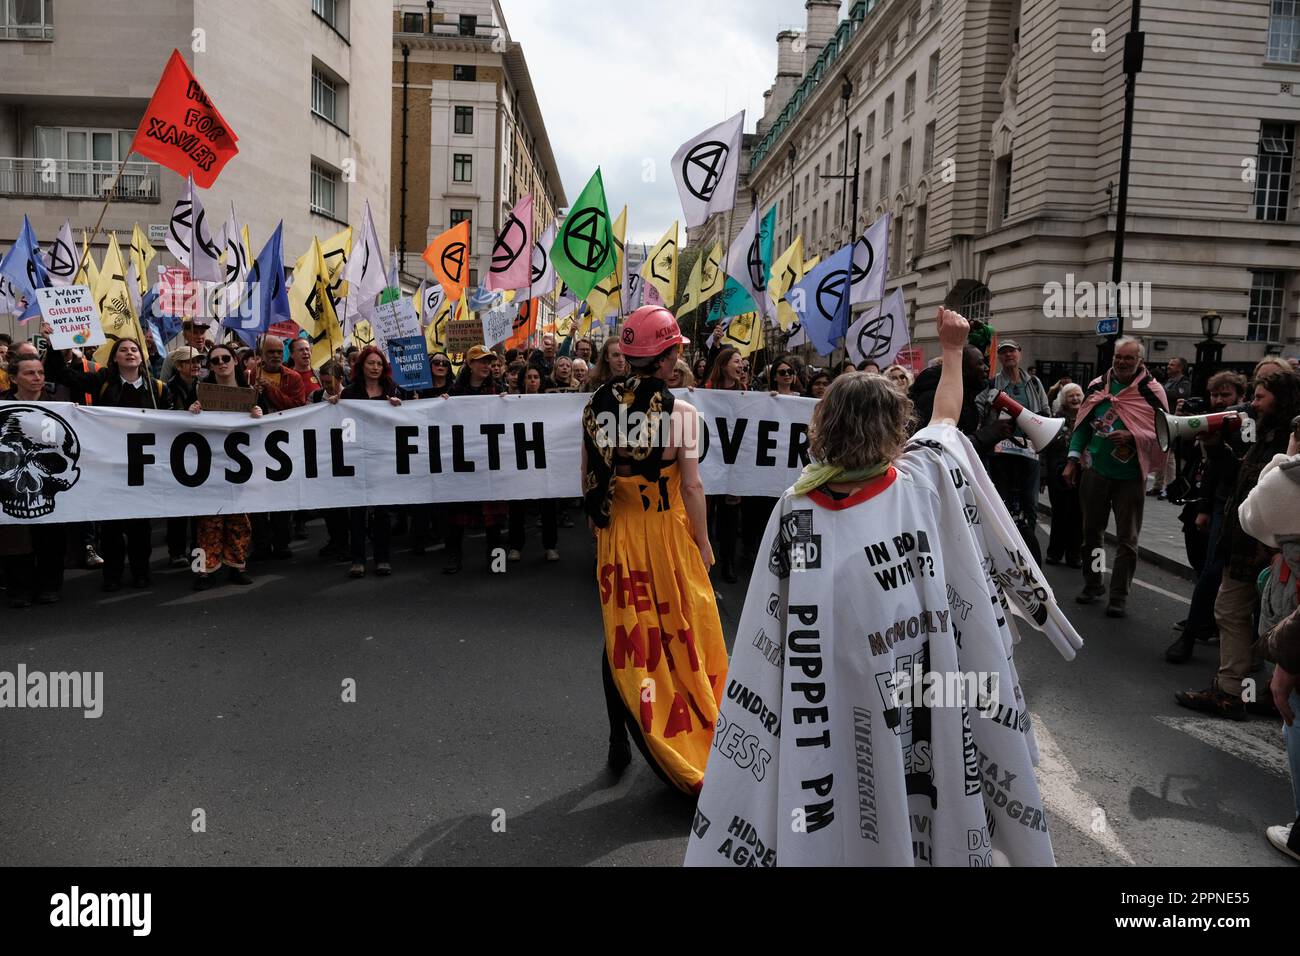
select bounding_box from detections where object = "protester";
[976,340,1052,563]
[574,337,594,364]
[686,307,1076,866]
[582,339,628,392]
[667,360,694,388]
[704,346,747,583]
[1151,357,1192,501]
[43,333,169,590]
[692,356,708,383]
[159,319,212,379]
[309,360,352,561]
[442,345,508,574]
[186,342,261,590]
[1048,374,1073,407]
[883,363,913,393]
[805,369,832,398]
[1043,383,1085,567]
[0,354,67,606]
[325,346,402,578]
[1176,370,1300,718]
[1165,371,1249,663]
[547,355,575,392]
[858,360,882,374]
[1063,337,1168,618]
[582,305,726,789]
[248,334,305,560]
[909,344,988,437]
[768,354,803,396]
[289,337,322,399]
[571,358,589,388]
[164,345,205,569]
[508,367,560,562]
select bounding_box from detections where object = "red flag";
[129,49,239,188]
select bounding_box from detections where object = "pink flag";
[486,195,533,292]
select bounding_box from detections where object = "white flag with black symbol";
[341,198,388,320]
[44,220,80,288]
[671,110,744,228]
[850,213,889,305]
[724,206,774,319]
[165,174,223,282]
[846,286,909,367]
[530,222,557,297]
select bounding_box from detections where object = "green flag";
[550,168,618,300]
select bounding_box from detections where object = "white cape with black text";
[684,423,1082,867]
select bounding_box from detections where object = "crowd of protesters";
[3,318,1299,864]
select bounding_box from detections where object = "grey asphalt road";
[0,516,1293,867]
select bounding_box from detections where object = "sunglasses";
[431,360,451,367]
[776,368,794,376]
[209,354,233,365]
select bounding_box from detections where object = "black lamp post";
[821,75,861,243]
[787,144,797,249]
[1192,309,1223,397]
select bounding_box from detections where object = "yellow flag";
[769,236,806,331]
[641,220,679,305]
[679,253,705,315]
[78,229,100,289]
[317,226,354,302]
[698,240,725,302]
[587,206,626,320]
[720,311,763,357]
[129,224,156,296]
[289,237,345,368]
[92,234,149,365]
[423,293,452,354]
[351,320,376,349]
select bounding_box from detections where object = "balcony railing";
[0,157,162,202]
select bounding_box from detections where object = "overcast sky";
[507,1,844,245]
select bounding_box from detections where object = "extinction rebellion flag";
[129,49,239,188]
[550,168,617,301]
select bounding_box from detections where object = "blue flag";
[225,222,289,347]
[0,215,52,321]
[790,242,853,355]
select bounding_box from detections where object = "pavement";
[1039,487,1195,580]
[0,511,1294,867]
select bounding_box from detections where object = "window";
[814,164,820,194]
[866,112,875,148]
[454,106,474,135]
[459,14,478,36]
[961,284,990,324]
[794,182,800,207]
[900,138,912,186]
[928,51,941,96]
[880,154,891,201]
[891,213,905,274]
[311,162,340,218]
[932,0,943,16]
[862,167,872,205]
[453,64,477,82]
[914,203,927,254]
[803,173,809,199]
[469,268,479,288]
[32,125,137,197]
[888,34,897,61]
[311,65,344,129]
[904,73,916,117]
[993,153,1013,226]
[868,53,879,84]
[453,153,473,183]
[1268,0,1300,64]
[923,121,936,172]
[450,208,473,228]
[801,216,807,240]
[908,10,919,40]
[2,0,54,39]
[884,95,895,134]
[1255,121,1295,221]
[812,208,818,240]
[822,200,829,235]
[1248,271,1287,342]
[401,11,422,33]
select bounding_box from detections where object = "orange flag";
[505,299,536,352]
[421,220,471,302]
[129,49,239,188]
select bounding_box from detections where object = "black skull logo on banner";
[0,406,82,519]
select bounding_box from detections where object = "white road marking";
[1034,522,1190,604]
[158,575,284,607]
[1153,715,1289,779]
[1031,715,1137,865]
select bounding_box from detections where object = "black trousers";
[709,495,740,572]
[100,518,152,583]
[3,524,67,599]
[1045,476,1082,564]
[252,512,291,554]
[166,516,191,560]
[323,508,350,549]
[349,507,391,565]
[508,500,557,552]
[443,524,501,563]
[601,652,674,790]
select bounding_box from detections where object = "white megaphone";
[991,392,1066,452]
[1155,409,1242,452]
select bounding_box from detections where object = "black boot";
[607,735,632,772]
[1165,629,1195,663]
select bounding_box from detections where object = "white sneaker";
[545,549,560,562]
[507,549,522,562]
[1266,824,1300,863]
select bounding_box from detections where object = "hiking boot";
[1174,686,1247,721]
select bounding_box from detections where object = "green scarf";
[792,460,891,497]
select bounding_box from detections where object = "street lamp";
[1192,309,1223,397]
[821,74,862,243]
[839,77,852,230]
[787,144,797,249]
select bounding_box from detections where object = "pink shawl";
[1076,367,1169,479]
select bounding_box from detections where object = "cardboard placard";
[445,319,485,354]
[34,285,106,350]
[197,382,257,412]
[373,298,421,345]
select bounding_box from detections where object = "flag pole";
[73,150,136,280]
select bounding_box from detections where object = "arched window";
[960,284,990,324]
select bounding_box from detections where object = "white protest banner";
[371,297,421,353]
[0,391,816,524]
[34,286,106,350]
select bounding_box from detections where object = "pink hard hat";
[620,306,690,357]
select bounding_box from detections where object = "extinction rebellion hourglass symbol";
[562,207,610,274]
[681,141,730,202]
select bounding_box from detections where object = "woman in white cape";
[684,307,1082,867]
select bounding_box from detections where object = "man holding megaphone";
[1063,338,1169,618]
